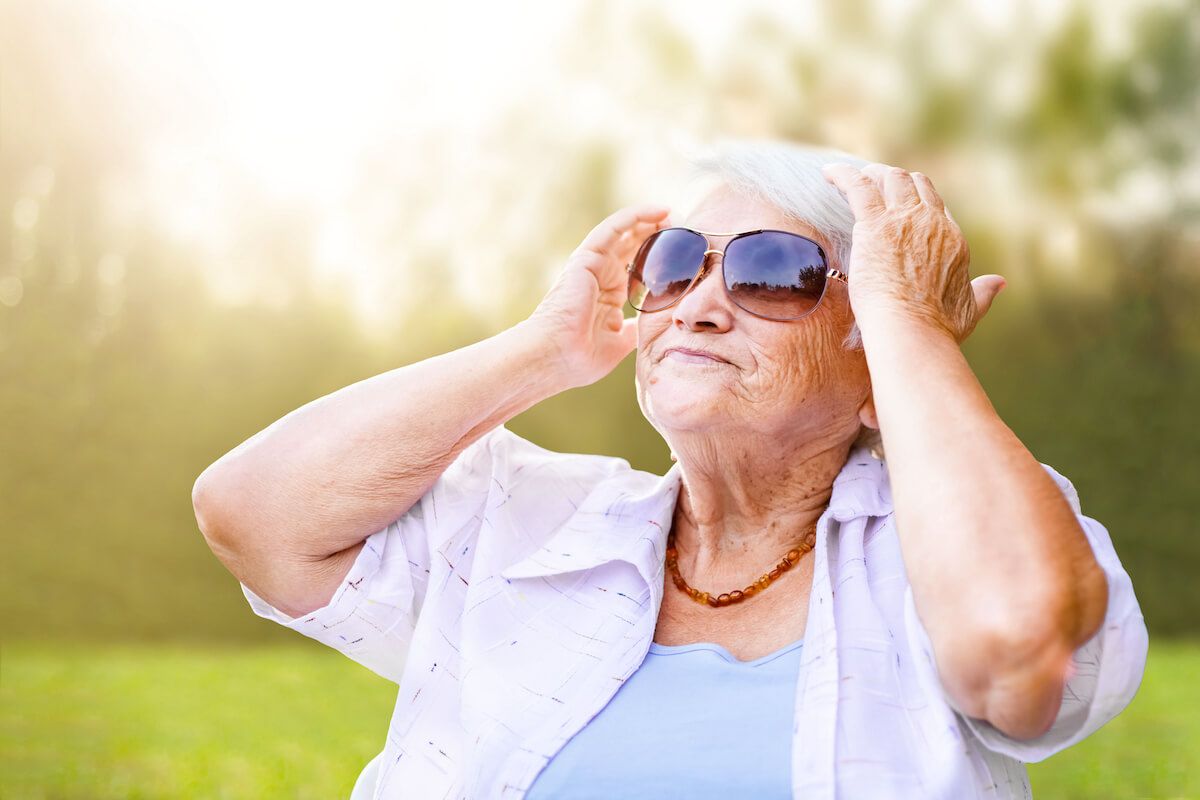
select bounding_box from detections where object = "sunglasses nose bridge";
[670,245,731,316]
[689,247,723,289]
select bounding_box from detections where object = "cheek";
[634,317,658,387]
[633,320,671,426]
[752,313,869,407]
[804,302,865,389]
[634,352,651,408]
[635,312,667,353]
[757,322,842,391]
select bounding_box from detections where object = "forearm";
[858,311,1108,737]
[192,321,566,606]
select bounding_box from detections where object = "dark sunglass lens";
[629,228,707,312]
[723,232,827,319]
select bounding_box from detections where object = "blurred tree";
[1,0,1196,641]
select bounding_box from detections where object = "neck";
[668,428,851,587]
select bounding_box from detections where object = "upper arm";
[234,540,366,619]
[241,525,424,683]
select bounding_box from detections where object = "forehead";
[681,186,826,244]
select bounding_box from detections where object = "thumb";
[971,274,1006,322]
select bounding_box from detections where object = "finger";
[943,203,961,230]
[603,297,633,332]
[910,172,945,212]
[865,163,920,208]
[859,162,892,188]
[970,274,1006,322]
[602,315,639,358]
[822,163,886,218]
[577,204,670,261]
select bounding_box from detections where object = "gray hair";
[690,140,882,456]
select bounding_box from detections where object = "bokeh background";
[2,0,1197,797]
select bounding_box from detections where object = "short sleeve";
[241,426,508,683]
[904,464,1149,761]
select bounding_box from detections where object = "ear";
[858,392,880,430]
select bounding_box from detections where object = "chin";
[636,377,732,436]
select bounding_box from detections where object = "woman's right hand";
[527,204,670,389]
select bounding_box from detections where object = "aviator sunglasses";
[626,227,847,321]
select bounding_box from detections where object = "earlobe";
[858,394,880,430]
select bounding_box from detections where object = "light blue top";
[525,639,803,798]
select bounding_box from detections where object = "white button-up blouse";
[244,427,1148,799]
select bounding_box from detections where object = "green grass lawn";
[2,639,1196,799]
[1,642,396,800]
[1026,639,1200,799]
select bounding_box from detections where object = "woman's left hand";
[826,162,1110,741]
[822,162,1005,342]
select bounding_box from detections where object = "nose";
[671,251,736,331]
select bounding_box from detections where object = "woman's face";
[634,188,871,449]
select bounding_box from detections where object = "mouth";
[661,347,730,365]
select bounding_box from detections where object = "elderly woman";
[192,142,1146,799]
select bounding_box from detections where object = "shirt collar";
[500,463,682,586]
[499,448,891,582]
[825,448,893,523]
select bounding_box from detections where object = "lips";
[661,347,730,365]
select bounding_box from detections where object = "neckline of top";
[647,638,804,667]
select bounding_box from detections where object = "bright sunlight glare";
[70,0,1138,330]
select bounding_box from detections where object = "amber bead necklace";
[665,525,817,608]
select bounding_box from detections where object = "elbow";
[964,631,1074,740]
[939,622,1073,740]
[192,458,255,559]
[191,467,218,542]
[192,457,350,618]
[944,566,1110,740]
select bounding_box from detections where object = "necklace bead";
[665,528,816,608]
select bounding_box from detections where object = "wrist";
[854,304,975,409]
[853,301,960,348]
[505,319,579,395]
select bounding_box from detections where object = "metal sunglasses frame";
[626,227,848,321]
